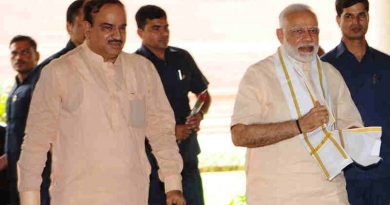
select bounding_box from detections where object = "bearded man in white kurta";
[231,4,367,205]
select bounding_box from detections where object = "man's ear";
[276,28,284,44]
[35,51,40,63]
[84,21,91,38]
[137,28,143,39]
[66,22,72,36]
[336,15,341,27]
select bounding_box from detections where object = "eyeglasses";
[288,27,320,38]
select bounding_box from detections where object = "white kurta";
[231,53,363,205]
[18,43,183,205]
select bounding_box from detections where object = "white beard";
[282,39,319,63]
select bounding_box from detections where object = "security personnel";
[135,5,211,205]
[0,123,8,204]
[322,0,390,204]
[0,35,44,205]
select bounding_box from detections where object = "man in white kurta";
[17,1,185,205]
[231,4,363,205]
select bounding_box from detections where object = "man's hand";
[166,190,186,205]
[299,101,329,133]
[0,154,7,171]
[176,113,203,141]
[175,124,192,141]
[186,113,202,132]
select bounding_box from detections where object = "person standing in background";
[1,122,8,204]
[322,0,390,204]
[0,35,41,205]
[135,5,211,205]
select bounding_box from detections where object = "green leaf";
[0,92,7,123]
[228,194,246,205]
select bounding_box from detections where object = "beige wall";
[0,1,389,90]
[376,0,390,54]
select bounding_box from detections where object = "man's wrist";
[296,119,302,134]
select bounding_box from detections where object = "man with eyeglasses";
[231,4,369,204]
[0,35,40,205]
[322,0,390,204]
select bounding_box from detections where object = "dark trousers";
[346,177,390,205]
[7,180,18,205]
[146,144,204,205]
[0,190,8,205]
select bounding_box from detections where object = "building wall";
[0,0,389,89]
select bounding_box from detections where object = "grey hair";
[278,4,316,29]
